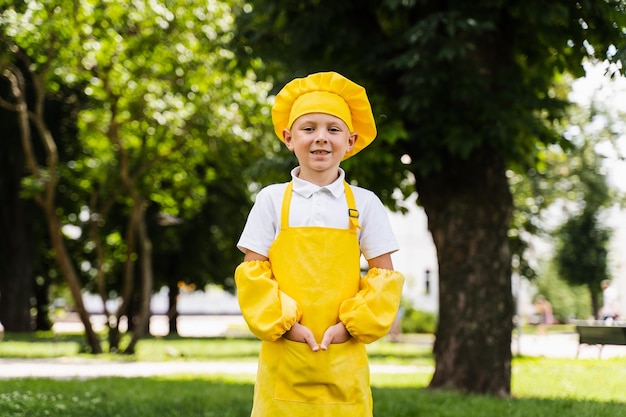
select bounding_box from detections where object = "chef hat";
[271,71,377,160]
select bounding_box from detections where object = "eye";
[329,126,341,133]
[302,126,315,132]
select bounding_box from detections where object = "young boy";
[235,71,405,417]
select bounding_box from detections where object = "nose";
[315,131,328,143]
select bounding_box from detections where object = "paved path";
[513,332,626,359]
[0,358,426,379]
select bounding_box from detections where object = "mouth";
[311,150,330,155]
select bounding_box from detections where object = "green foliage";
[400,306,438,334]
[1,0,275,310]
[508,144,574,281]
[555,209,611,288]
[552,138,612,303]
[508,71,626,321]
[233,0,626,184]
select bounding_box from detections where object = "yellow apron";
[251,181,372,417]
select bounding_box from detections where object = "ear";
[282,129,294,151]
[346,132,358,152]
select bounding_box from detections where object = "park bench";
[572,320,626,358]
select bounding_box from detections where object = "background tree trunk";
[419,149,515,396]
[46,210,103,353]
[124,204,153,354]
[168,281,179,335]
[2,62,101,351]
[0,109,35,332]
[34,276,53,331]
[590,287,601,320]
[0,195,34,332]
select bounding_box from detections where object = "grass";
[0,331,435,365]
[1,331,625,417]
[512,356,626,401]
[0,377,253,417]
[2,374,625,417]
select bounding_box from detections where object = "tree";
[555,207,611,316]
[553,81,624,318]
[232,0,626,395]
[0,81,78,332]
[1,0,273,352]
[0,32,103,350]
[509,64,626,321]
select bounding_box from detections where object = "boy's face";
[283,113,357,184]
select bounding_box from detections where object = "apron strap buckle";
[348,209,362,230]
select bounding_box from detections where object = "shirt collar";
[290,167,346,199]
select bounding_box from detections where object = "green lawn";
[1,332,625,417]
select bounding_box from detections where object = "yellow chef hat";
[272,71,377,160]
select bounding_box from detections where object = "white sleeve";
[236,186,280,257]
[356,189,399,260]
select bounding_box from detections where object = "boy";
[235,71,404,417]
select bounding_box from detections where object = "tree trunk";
[590,286,601,320]
[34,276,53,331]
[124,205,154,354]
[46,209,103,353]
[0,115,35,332]
[418,149,514,397]
[3,63,102,353]
[168,281,179,335]
[0,174,35,332]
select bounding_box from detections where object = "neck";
[296,167,341,186]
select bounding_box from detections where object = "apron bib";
[251,181,372,417]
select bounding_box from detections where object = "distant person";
[533,295,554,334]
[600,280,619,321]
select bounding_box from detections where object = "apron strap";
[280,181,362,231]
[280,182,294,230]
[344,182,362,231]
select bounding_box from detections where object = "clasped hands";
[283,322,350,351]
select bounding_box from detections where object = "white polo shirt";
[237,167,399,260]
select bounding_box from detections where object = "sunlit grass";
[2,331,626,417]
[512,356,626,401]
[0,377,253,417]
[0,331,433,365]
[1,373,625,417]
[0,332,83,358]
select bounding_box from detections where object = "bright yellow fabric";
[271,71,377,160]
[236,181,403,416]
[339,268,405,344]
[289,90,353,131]
[234,260,302,341]
[273,338,365,404]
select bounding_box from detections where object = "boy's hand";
[320,322,351,350]
[283,322,319,351]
